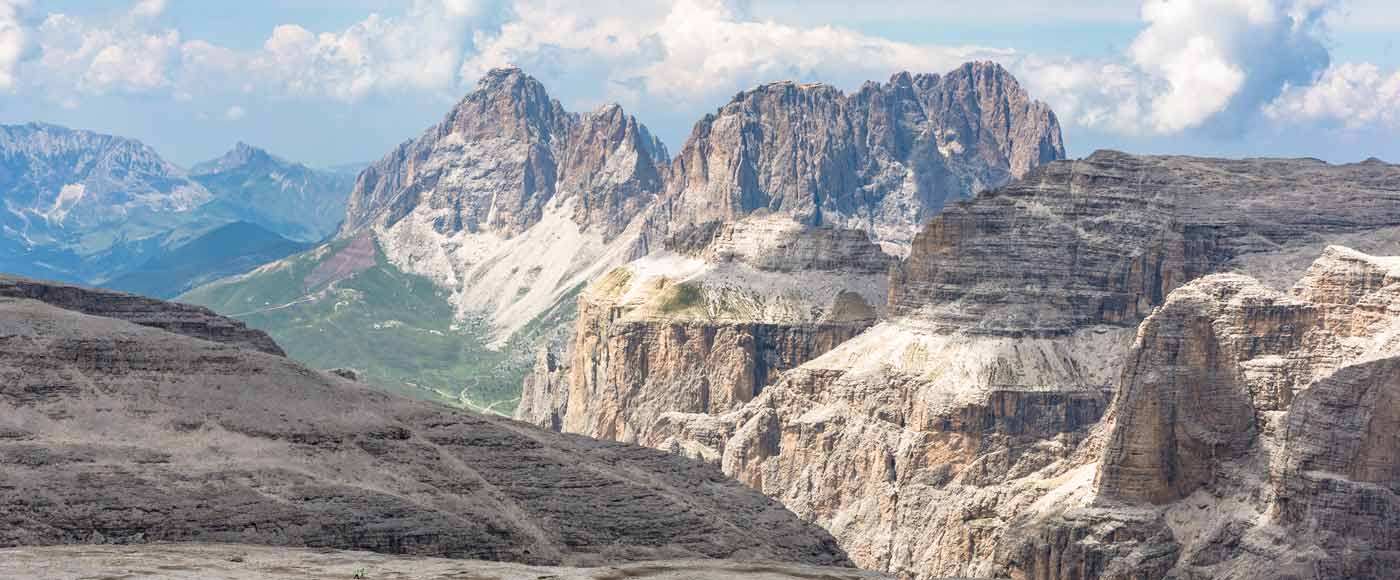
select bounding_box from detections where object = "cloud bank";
[0,0,1392,146]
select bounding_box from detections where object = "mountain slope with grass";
[180,232,547,411]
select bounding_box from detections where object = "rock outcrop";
[337,67,670,344]
[0,544,896,580]
[540,152,1400,578]
[0,274,284,356]
[0,281,853,569]
[1003,246,1400,579]
[663,61,1064,250]
[342,67,668,241]
[519,62,1066,434]
[517,213,894,447]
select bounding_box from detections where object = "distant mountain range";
[180,62,1066,411]
[0,123,352,294]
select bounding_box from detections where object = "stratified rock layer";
[518,214,894,447]
[0,274,284,356]
[1004,246,1400,579]
[544,152,1400,579]
[664,61,1064,248]
[0,285,853,569]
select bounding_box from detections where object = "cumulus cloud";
[463,0,1008,106]
[30,10,180,95]
[1130,0,1330,133]
[223,104,245,121]
[129,0,166,19]
[1015,0,1335,136]
[5,0,1392,148]
[0,0,29,91]
[1266,62,1400,129]
[247,0,508,101]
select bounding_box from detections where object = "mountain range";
[4,58,1399,580]
[0,123,352,295]
[180,61,1065,411]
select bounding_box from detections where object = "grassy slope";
[179,237,538,413]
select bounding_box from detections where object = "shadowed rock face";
[1004,247,1400,580]
[537,152,1400,579]
[891,151,1400,335]
[663,61,1064,249]
[0,544,898,580]
[0,284,853,569]
[0,274,284,356]
[341,67,668,241]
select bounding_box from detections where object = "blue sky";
[1,0,1398,168]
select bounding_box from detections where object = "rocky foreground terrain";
[0,277,859,571]
[0,544,897,580]
[530,151,1400,578]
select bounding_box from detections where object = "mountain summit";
[186,63,1066,413]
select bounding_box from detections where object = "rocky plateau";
[0,277,857,570]
[532,151,1400,579]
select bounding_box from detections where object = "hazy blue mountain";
[191,142,354,242]
[0,122,217,284]
[105,221,309,298]
[0,124,354,295]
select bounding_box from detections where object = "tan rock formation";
[540,151,1400,579]
[663,61,1064,250]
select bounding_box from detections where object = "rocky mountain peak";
[663,62,1065,248]
[191,141,284,175]
[340,66,666,240]
[444,66,571,143]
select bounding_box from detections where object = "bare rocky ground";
[0,278,854,570]
[0,543,898,580]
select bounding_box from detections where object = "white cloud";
[1266,62,1400,129]
[223,104,245,121]
[129,0,166,19]
[246,0,506,101]
[1127,0,1331,134]
[0,0,29,91]
[4,0,1391,148]
[27,2,182,96]
[463,0,1008,106]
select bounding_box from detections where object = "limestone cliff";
[520,61,1065,433]
[663,61,1064,251]
[1004,247,1400,579]
[539,152,1400,578]
[517,213,893,447]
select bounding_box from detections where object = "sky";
[1,0,1398,168]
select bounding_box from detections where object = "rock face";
[0,544,897,580]
[519,62,1064,435]
[339,67,669,343]
[0,274,284,356]
[517,213,894,447]
[0,281,853,569]
[1004,247,1400,579]
[343,67,668,240]
[663,61,1064,249]
[540,152,1400,578]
